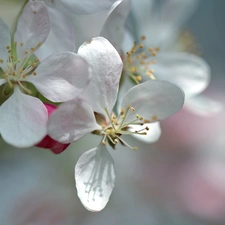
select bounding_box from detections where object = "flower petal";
[75,144,115,212]
[185,95,224,117]
[130,122,161,143]
[151,52,210,97]
[27,52,91,102]
[59,0,119,15]
[100,0,130,52]
[35,4,76,61]
[0,17,11,71]
[121,80,184,123]
[48,98,101,143]
[14,0,50,61]
[78,37,123,116]
[36,103,70,154]
[0,85,48,147]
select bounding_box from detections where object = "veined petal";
[0,85,48,147]
[0,17,11,71]
[35,4,76,61]
[75,144,115,212]
[48,98,101,143]
[185,95,224,117]
[27,52,91,102]
[59,0,119,15]
[14,0,50,61]
[130,122,161,143]
[151,52,210,97]
[121,80,184,123]
[78,37,123,116]
[100,0,130,52]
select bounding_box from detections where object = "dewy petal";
[75,144,115,212]
[78,37,123,116]
[0,85,48,148]
[0,17,11,71]
[14,0,50,61]
[151,52,210,98]
[48,98,101,143]
[59,0,119,15]
[185,95,224,117]
[130,122,161,143]
[27,52,91,102]
[121,80,184,123]
[35,4,76,61]
[100,0,130,52]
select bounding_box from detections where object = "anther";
[131,107,135,112]
[24,50,29,54]
[151,115,158,121]
[20,42,24,47]
[141,35,146,40]
[133,146,138,151]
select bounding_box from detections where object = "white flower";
[35,0,122,60]
[100,0,223,117]
[47,37,185,211]
[0,0,91,147]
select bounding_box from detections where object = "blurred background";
[0,0,225,224]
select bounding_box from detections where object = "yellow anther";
[33,71,37,76]
[20,42,24,47]
[6,45,10,50]
[31,47,35,51]
[139,43,144,49]
[155,47,160,52]
[136,75,142,81]
[131,67,136,73]
[152,115,158,121]
[24,50,29,54]
[133,146,138,151]
[131,107,135,112]
[120,108,125,115]
[102,141,106,145]
[141,35,146,40]
[10,55,14,59]
[0,59,3,63]
[145,126,149,131]
[114,139,119,144]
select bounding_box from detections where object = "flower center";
[123,35,160,84]
[96,105,152,150]
[0,42,41,94]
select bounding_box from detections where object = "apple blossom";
[0,0,91,147]
[47,37,185,211]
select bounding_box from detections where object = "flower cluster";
[0,0,221,212]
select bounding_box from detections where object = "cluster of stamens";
[99,105,151,151]
[0,42,41,94]
[124,35,160,84]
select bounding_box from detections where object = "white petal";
[78,37,123,116]
[185,95,224,117]
[100,0,130,52]
[14,0,50,61]
[0,85,48,147]
[59,0,119,15]
[0,17,11,71]
[75,144,115,212]
[27,52,91,102]
[0,78,7,86]
[130,122,161,143]
[151,52,210,97]
[48,98,101,143]
[121,80,184,123]
[35,4,76,61]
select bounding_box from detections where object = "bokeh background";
[0,0,225,224]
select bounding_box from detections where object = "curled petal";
[100,0,130,52]
[185,95,224,117]
[78,37,123,116]
[48,98,101,143]
[14,0,50,61]
[75,144,115,212]
[130,122,161,143]
[121,80,184,123]
[0,17,11,71]
[0,85,48,147]
[151,52,210,97]
[27,52,91,102]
